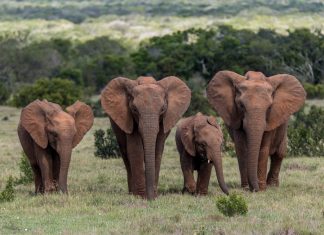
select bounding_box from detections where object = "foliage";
[216,193,248,217]
[0,176,15,203]
[303,83,324,99]
[13,78,82,107]
[0,83,10,104]
[133,26,324,86]
[288,105,324,157]
[94,128,121,159]
[220,122,236,158]
[14,153,33,186]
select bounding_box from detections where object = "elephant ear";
[207,71,245,129]
[158,76,191,133]
[207,116,223,142]
[66,101,94,148]
[20,99,49,149]
[101,77,136,134]
[266,74,306,131]
[180,117,195,156]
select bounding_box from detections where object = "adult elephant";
[207,71,306,191]
[101,76,191,200]
[18,99,94,194]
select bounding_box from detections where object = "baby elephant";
[176,113,229,195]
[18,99,94,194]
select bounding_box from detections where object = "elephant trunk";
[244,111,266,192]
[58,144,72,194]
[209,149,229,195]
[140,114,159,200]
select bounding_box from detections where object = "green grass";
[0,105,323,234]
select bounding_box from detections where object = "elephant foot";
[267,178,279,187]
[196,191,208,196]
[241,184,249,191]
[182,187,196,195]
[258,181,267,191]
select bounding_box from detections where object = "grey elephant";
[18,99,94,194]
[175,113,229,195]
[207,71,306,191]
[101,76,191,200]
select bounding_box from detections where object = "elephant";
[101,76,191,200]
[175,112,229,195]
[207,71,306,191]
[17,99,94,194]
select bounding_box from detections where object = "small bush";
[303,83,324,99]
[94,128,121,159]
[14,153,33,186]
[0,176,15,203]
[13,78,83,107]
[216,193,248,217]
[0,83,10,105]
[288,105,324,156]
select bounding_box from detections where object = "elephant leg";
[196,162,212,195]
[127,131,145,198]
[267,124,287,187]
[258,133,272,191]
[52,151,60,191]
[155,129,170,197]
[180,151,196,194]
[232,129,248,189]
[110,120,132,193]
[35,145,55,193]
[31,164,43,194]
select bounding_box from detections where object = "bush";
[0,83,10,105]
[216,193,248,217]
[94,128,121,159]
[220,121,236,158]
[0,176,15,203]
[14,153,33,186]
[303,83,324,99]
[13,78,83,107]
[288,105,324,156]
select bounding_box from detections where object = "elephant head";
[101,76,191,200]
[180,113,229,194]
[207,71,306,191]
[20,99,94,193]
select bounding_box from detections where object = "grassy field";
[0,105,323,234]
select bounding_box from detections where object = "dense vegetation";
[1,26,323,109]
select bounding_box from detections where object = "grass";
[0,105,323,234]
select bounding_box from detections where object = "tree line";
[0,25,323,107]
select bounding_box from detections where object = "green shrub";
[14,153,33,186]
[94,128,121,159]
[216,193,248,217]
[13,78,83,107]
[0,83,10,105]
[288,105,324,156]
[303,83,324,99]
[0,176,15,203]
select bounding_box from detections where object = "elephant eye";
[160,104,167,114]
[131,105,138,114]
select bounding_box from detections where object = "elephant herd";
[17,70,306,200]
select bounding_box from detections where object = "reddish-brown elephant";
[207,71,306,191]
[175,113,229,195]
[17,99,94,194]
[101,76,191,200]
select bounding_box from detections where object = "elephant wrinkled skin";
[101,76,191,200]
[207,71,306,191]
[17,99,94,194]
[175,113,229,195]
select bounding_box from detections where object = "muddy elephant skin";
[101,76,191,200]
[176,113,229,195]
[17,99,94,194]
[207,71,306,191]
